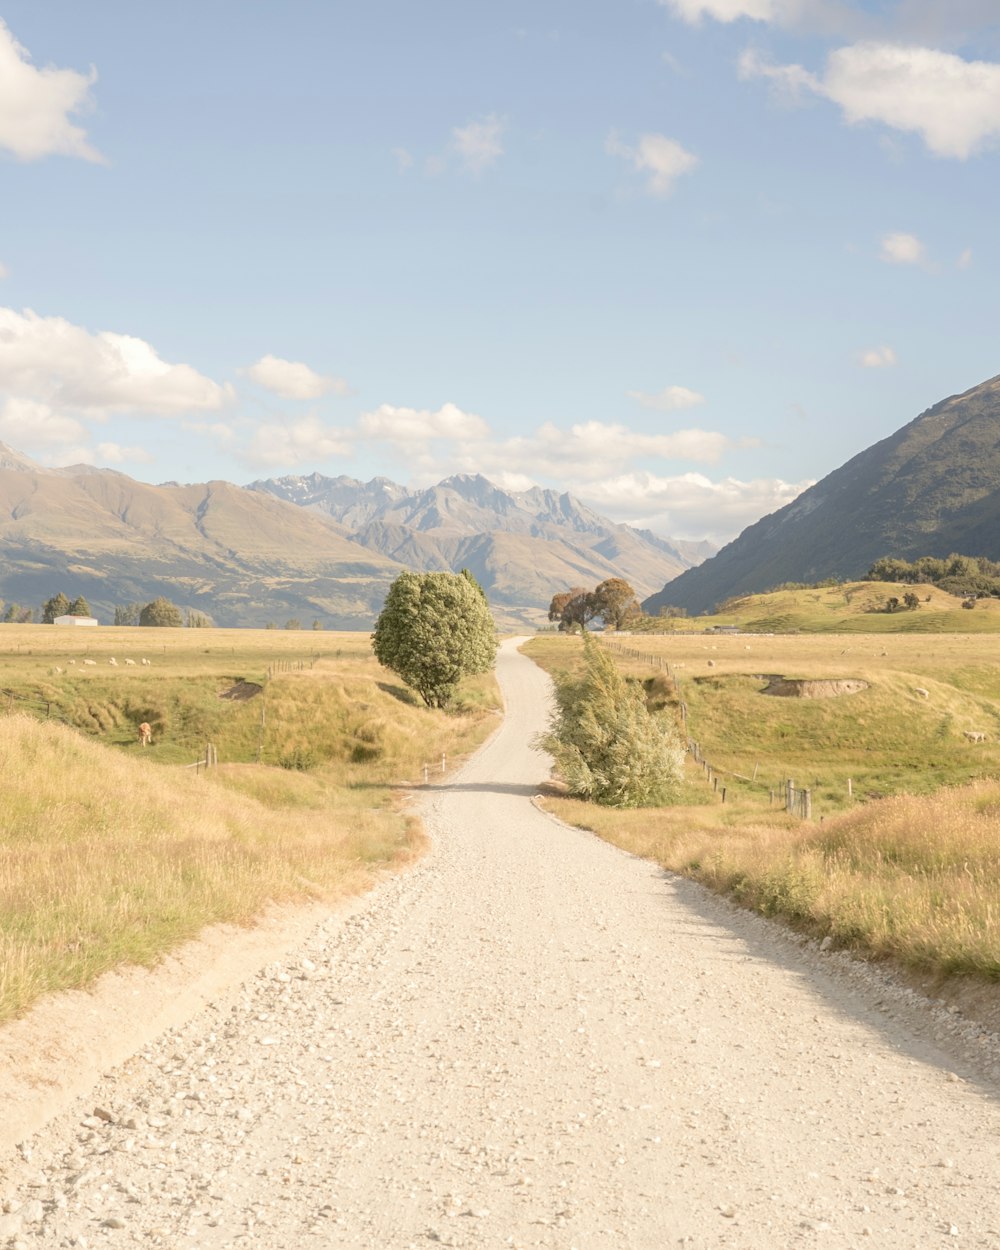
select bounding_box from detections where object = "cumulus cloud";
[451,115,505,173]
[246,354,350,400]
[627,385,706,411]
[0,19,105,162]
[0,397,87,447]
[93,442,155,464]
[741,42,1000,159]
[606,130,699,196]
[239,416,353,470]
[879,231,926,264]
[0,307,234,416]
[957,247,974,269]
[391,146,414,172]
[859,344,898,367]
[359,402,491,446]
[577,470,811,542]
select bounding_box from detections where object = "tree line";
[865,554,1000,600]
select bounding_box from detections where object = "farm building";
[53,615,99,627]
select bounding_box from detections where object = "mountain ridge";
[644,373,1000,616]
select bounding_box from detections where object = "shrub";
[539,637,685,808]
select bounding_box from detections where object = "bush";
[539,637,685,808]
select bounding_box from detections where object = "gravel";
[2,638,999,1248]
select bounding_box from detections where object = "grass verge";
[524,634,1000,983]
[0,629,500,1024]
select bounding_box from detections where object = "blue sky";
[0,1,998,543]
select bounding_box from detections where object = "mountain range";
[645,372,1000,617]
[0,447,710,628]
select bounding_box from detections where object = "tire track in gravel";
[2,638,1000,1249]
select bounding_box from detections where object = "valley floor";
[2,641,999,1248]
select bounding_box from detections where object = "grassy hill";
[641,580,1000,635]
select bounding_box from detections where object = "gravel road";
[2,638,1000,1249]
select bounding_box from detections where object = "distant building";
[54,615,99,627]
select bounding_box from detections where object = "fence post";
[786,779,794,814]
[803,788,812,820]
[441,752,446,775]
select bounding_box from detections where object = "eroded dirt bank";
[2,639,999,1248]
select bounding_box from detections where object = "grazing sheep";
[83,659,97,666]
[141,658,151,666]
[138,722,153,747]
[68,659,76,665]
[707,659,715,667]
[914,687,929,699]
[109,658,118,666]
[52,666,63,675]
[964,730,987,743]
[124,658,136,666]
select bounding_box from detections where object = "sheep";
[124,658,136,666]
[914,687,929,699]
[109,658,118,666]
[52,666,63,675]
[68,659,76,665]
[83,659,97,666]
[141,658,151,666]
[138,722,153,747]
[964,731,987,743]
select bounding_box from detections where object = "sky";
[0,1,998,544]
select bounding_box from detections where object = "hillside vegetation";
[643,579,1000,635]
[524,629,1000,981]
[0,626,500,1023]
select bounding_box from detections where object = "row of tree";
[865,554,1000,599]
[547,578,641,632]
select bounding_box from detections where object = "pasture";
[524,631,1000,982]
[0,625,500,1023]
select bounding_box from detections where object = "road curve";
[2,638,999,1248]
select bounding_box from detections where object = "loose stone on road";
[2,638,999,1248]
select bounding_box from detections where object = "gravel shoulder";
[2,638,999,1248]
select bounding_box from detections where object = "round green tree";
[139,596,184,627]
[372,570,497,708]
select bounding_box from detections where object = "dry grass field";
[0,625,500,1023]
[524,627,1000,982]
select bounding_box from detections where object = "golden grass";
[543,784,1000,979]
[0,627,500,1023]
[526,633,1000,982]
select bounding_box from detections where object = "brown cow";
[138,722,153,747]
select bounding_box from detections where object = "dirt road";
[2,639,999,1248]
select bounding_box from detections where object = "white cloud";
[451,115,505,173]
[92,442,155,465]
[246,354,350,400]
[577,470,811,542]
[660,0,785,22]
[391,146,414,172]
[359,401,490,445]
[240,416,353,470]
[957,247,973,269]
[879,231,926,265]
[0,261,8,279]
[0,307,234,416]
[0,397,87,447]
[627,385,706,411]
[606,130,699,196]
[859,344,898,367]
[0,19,105,163]
[741,42,1000,159]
